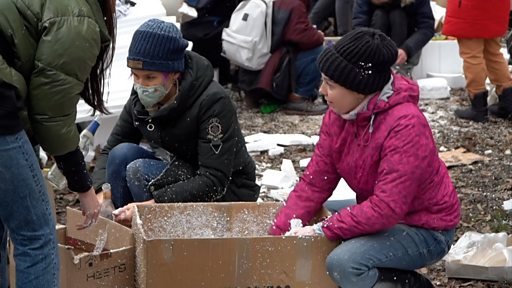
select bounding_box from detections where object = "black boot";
[489,87,512,119]
[454,91,488,122]
[373,268,435,288]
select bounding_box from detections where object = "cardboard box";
[445,236,512,282]
[133,202,338,288]
[9,208,135,288]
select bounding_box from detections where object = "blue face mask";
[134,83,169,110]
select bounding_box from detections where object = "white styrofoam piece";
[310,135,320,145]
[327,179,356,201]
[268,146,285,156]
[503,199,512,211]
[245,133,314,145]
[430,1,446,30]
[412,40,463,80]
[276,134,314,146]
[280,159,297,180]
[299,158,311,168]
[261,169,297,189]
[417,77,450,99]
[268,188,293,202]
[426,72,466,89]
[246,140,279,153]
[245,132,268,143]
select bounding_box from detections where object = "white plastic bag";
[444,231,512,267]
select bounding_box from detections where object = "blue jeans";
[326,224,455,287]
[295,45,323,100]
[106,143,168,208]
[0,131,59,288]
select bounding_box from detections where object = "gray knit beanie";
[317,28,398,95]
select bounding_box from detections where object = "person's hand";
[396,48,408,65]
[286,226,317,237]
[76,187,100,230]
[112,203,137,227]
[112,199,155,227]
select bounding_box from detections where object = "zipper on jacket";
[458,0,461,7]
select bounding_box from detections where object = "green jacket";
[0,0,110,155]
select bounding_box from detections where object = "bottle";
[79,116,101,163]
[47,116,101,189]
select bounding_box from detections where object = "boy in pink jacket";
[269,28,460,288]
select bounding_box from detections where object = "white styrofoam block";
[245,133,315,146]
[299,158,311,168]
[280,159,297,180]
[268,188,293,201]
[246,141,279,153]
[245,133,269,143]
[426,72,466,89]
[268,146,285,156]
[412,40,463,80]
[310,135,320,145]
[276,134,314,146]
[327,178,356,201]
[261,169,297,189]
[417,77,450,99]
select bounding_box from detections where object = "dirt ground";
[54,88,512,287]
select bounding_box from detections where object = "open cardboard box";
[133,202,339,288]
[9,208,135,288]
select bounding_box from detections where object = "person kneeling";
[268,28,460,288]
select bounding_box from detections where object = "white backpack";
[221,0,273,71]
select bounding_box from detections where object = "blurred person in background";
[443,0,512,122]
[353,0,435,77]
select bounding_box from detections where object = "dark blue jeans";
[106,143,168,208]
[294,45,324,100]
[0,131,59,288]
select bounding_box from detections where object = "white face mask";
[134,83,169,110]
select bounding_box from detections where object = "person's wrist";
[313,223,325,236]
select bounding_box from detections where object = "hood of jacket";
[351,73,419,133]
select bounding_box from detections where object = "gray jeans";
[309,0,355,36]
[326,224,455,287]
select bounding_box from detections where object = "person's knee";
[326,245,353,281]
[108,143,141,166]
[126,159,146,184]
[371,9,389,30]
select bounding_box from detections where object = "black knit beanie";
[127,19,189,72]
[317,28,398,95]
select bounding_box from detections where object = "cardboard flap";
[65,207,134,250]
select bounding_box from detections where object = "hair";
[80,0,116,114]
